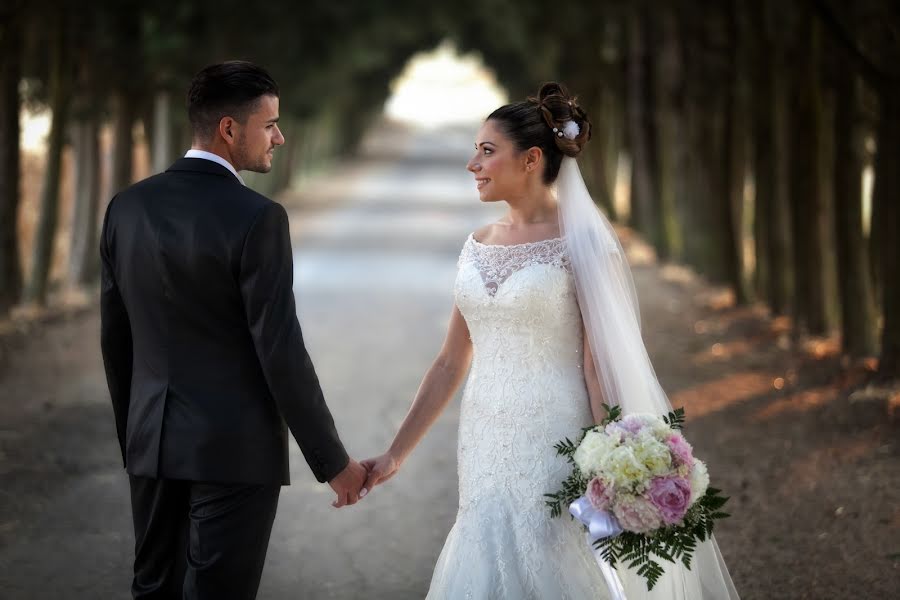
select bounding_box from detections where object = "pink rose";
[665,434,694,467]
[586,477,614,511]
[612,495,663,533]
[648,475,692,525]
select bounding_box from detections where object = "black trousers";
[128,475,280,600]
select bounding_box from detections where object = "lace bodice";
[455,234,580,365]
[427,234,611,599]
[458,234,570,296]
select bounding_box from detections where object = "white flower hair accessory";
[551,121,580,139]
[562,120,580,140]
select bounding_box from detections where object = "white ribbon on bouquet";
[569,496,627,600]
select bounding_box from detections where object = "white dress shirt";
[184,149,245,185]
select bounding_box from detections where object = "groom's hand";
[328,459,368,508]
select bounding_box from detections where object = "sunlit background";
[385,42,506,128]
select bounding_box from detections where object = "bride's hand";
[360,452,400,495]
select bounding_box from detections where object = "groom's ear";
[219,116,237,145]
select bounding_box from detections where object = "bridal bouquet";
[545,406,730,590]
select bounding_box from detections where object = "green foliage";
[545,433,589,518]
[604,403,623,423]
[544,466,589,519]
[663,407,686,429]
[591,488,731,590]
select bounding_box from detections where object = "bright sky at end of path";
[385,41,508,128]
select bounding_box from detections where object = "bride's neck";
[504,186,556,226]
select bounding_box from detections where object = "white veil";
[557,156,741,599]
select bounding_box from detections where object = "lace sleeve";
[457,233,476,270]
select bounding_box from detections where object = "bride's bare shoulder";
[472,223,501,244]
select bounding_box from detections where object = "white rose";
[629,433,672,476]
[652,419,675,440]
[574,430,616,475]
[689,458,710,504]
[604,445,651,489]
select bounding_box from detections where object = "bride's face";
[467,120,529,203]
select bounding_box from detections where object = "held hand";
[328,459,368,508]
[360,451,400,495]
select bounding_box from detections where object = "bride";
[362,83,740,599]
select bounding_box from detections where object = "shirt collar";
[184,149,245,185]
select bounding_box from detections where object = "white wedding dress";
[426,234,613,599]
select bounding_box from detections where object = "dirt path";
[0,123,896,599]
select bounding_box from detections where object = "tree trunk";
[579,83,615,219]
[653,8,685,261]
[110,90,136,195]
[833,64,878,357]
[770,62,795,315]
[875,84,900,379]
[68,115,101,287]
[819,90,841,333]
[152,90,173,174]
[626,8,660,248]
[588,43,626,223]
[682,1,743,288]
[678,10,712,275]
[751,0,793,315]
[602,79,625,222]
[674,8,700,272]
[575,75,614,218]
[751,1,775,303]
[582,144,614,216]
[723,0,748,303]
[869,126,883,304]
[0,9,23,314]
[788,16,829,335]
[24,12,71,305]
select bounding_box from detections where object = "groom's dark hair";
[187,61,279,142]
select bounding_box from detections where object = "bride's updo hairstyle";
[487,82,591,184]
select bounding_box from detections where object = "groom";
[100,61,368,599]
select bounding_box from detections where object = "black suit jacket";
[100,157,349,485]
